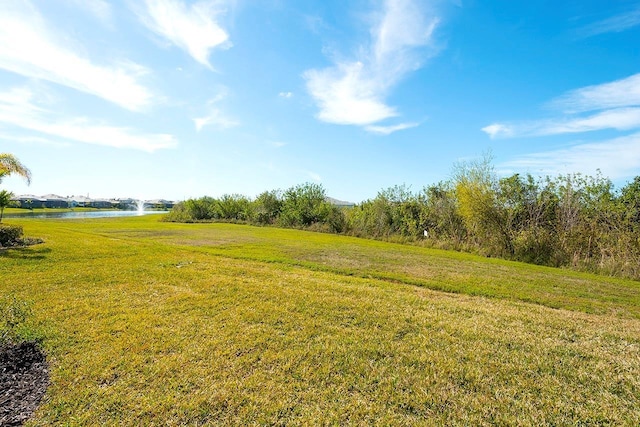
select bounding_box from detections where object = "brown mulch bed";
[0,342,49,426]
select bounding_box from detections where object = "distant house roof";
[70,195,92,203]
[13,194,46,201]
[42,194,68,201]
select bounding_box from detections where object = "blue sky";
[1,0,639,202]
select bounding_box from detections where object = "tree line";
[165,183,347,233]
[165,158,640,280]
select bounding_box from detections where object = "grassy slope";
[2,216,639,425]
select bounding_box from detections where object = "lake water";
[3,210,167,219]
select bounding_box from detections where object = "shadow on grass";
[0,246,51,260]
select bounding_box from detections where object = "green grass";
[2,216,640,425]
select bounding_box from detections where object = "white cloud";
[307,171,322,182]
[68,0,113,25]
[193,90,239,131]
[483,108,640,139]
[365,122,419,135]
[575,7,640,38]
[542,108,640,134]
[549,73,640,114]
[484,73,640,139]
[304,0,438,129]
[0,131,71,148]
[488,73,640,181]
[0,86,176,152]
[481,123,513,139]
[500,132,640,181]
[193,109,238,131]
[278,92,293,98]
[305,62,398,125]
[137,0,231,69]
[0,1,154,111]
[372,0,440,80]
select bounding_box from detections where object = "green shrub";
[513,228,557,265]
[254,190,282,224]
[279,183,337,228]
[162,202,192,222]
[0,223,23,247]
[215,194,254,221]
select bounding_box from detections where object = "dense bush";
[0,224,23,247]
[253,190,282,225]
[165,183,343,231]
[278,183,338,229]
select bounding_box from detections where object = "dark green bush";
[279,183,332,228]
[0,224,23,247]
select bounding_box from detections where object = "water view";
[3,210,166,219]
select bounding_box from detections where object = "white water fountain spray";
[136,199,145,214]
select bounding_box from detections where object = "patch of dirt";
[0,341,49,426]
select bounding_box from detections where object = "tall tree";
[0,154,32,223]
[0,153,32,184]
[0,190,13,222]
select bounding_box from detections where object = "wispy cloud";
[193,89,239,131]
[500,132,640,181]
[0,131,71,148]
[487,71,640,181]
[303,15,328,35]
[548,73,640,114]
[575,6,640,38]
[481,124,512,139]
[137,0,231,69]
[68,0,113,25]
[194,109,238,131]
[0,1,154,111]
[365,122,419,135]
[483,108,640,138]
[278,92,293,99]
[307,171,322,182]
[484,73,640,139]
[0,86,176,152]
[304,0,438,130]
[268,141,287,148]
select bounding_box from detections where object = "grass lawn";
[2,216,640,425]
